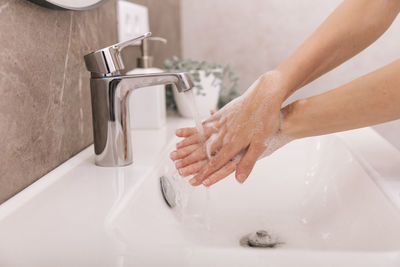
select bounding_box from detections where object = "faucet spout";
[118,72,194,93]
[89,72,194,167]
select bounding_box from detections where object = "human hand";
[170,71,293,187]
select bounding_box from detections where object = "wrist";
[258,70,292,104]
[275,56,315,99]
[280,99,309,140]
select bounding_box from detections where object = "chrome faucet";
[84,32,194,167]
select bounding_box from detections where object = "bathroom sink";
[0,117,399,267]
[109,133,400,266]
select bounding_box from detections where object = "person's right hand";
[170,71,293,187]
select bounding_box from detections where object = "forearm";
[282,59,400,139]
[274,0,400,100]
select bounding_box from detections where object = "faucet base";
[89,73,194,167]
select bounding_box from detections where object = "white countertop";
[0,115,193,220]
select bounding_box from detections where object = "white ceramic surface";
[0,117,399,267]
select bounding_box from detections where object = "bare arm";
[282,59,400,138]
[275,0,400,101]
[171,0,400,187]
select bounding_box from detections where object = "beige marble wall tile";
[0,0,117,203]
[0,0,182,204]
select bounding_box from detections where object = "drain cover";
[240,230,282,248]
[160,176,176,208]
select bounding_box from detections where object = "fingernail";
[176,142,182,148]
[175,160,183,168]
[170,151,178,159]
[237,174,247,183]
[202,178,211,186]
[189,178,197,185]
[181,167,189,176]
[178,168,184,175]
[176,129,182,135]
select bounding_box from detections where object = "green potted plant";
[164,57,240,118]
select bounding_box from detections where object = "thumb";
[235,143,264,183]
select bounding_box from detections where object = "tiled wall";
[0,0,117,204]
[181,0,400,149]
[122,0,182,72]
[0,0,181,204]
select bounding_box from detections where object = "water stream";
[176,90,212,231]
[184,90,205,139]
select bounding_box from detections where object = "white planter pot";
[173,70,221,119]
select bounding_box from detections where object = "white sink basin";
[0,118,399,267]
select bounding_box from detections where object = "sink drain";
[240,230,283,248]
[160,176,176,208]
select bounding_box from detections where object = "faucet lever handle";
[146,37,167,44]
[113,32,152,51]
[84,32,152,76]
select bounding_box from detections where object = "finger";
[175,146,207,169]
[178,160,207,177]
[175,125,217,140]
[199,161,236,187]
[175,127,197,137]
[202,117,228,144]
[202,109,223,127]
[169,144,199,160]
[176,125,222,149]
[235,143,264,183]
[206,126,227,157]
[191,141,242,184]
[210,126,227,154]
[209,109,216,115]
[176,134,202,148]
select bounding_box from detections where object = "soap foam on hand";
[177,89,213,230]
[189,70,290,184]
